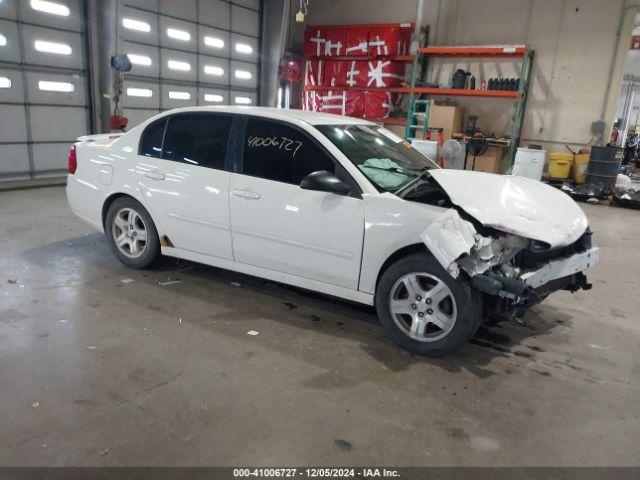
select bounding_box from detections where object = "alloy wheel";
[112,207,148,259]
[389,272,458,342]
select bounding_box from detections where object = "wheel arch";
[101,192,133,229]
[374,243,433,291]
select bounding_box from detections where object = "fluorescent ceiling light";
[204,36,224,48]
[0,76,11,89]
[167,28,190,41]
[204,65,224,76]
[127,54,152,66]
[0,34,6,47]
[204,93,224,102]
[167,60,191,71]
[234,96,252,104]
[127,87,153,98]
[38,80,74,92]
[122,18,151,33]
[235,43,253,54]
[30,0,70,17]
[235,69,252,80]
[34,40,72,55]
[169,91,191,100]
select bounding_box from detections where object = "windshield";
[316,124,439,192]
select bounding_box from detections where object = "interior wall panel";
[123,40,160,77]
[20,0,83,32]
[0,105,28,142]
[0,69,24,102]
[230,33,258,62]
[0,0,91,180]
[161,84,197,109]
[126,108,162,127]
[199,0,231,29]
[26,71,86,106]
[231,5,259,36]
[158,0,198,22]
[121,0,261,123]
[160,48,198,82]
[29,106,87,141]
[0,0,18,19]
[0,145,31,176]
[22,25,84,69]
[32,143,74,175]
[0,19,21,63]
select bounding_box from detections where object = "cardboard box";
[466,145,506,173]
[427,102,463,142]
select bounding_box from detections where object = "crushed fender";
[419,209,477,278]
[420,209,527,279]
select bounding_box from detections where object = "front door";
[134,113,234,259]
[229,117,364,290]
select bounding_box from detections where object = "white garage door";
[0,0,92,181]
[121,0,261,128]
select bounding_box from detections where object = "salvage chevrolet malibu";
[67,107,599,356]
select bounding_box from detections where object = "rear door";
[134,112,235,259]
[229,117,365,289]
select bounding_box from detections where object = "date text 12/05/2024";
[232,468,401,478]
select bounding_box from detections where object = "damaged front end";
[420,208,598,318]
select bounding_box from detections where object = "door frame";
[233,114,364,197]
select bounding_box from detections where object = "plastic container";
[573,153,589,184]
[411,139,439,160]
[512,148,546,181]
[586,146,622,190]
[548,152,574,179]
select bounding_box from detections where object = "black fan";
[468,132,488,170]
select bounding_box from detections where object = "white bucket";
[411,139,439,161]
[512,148,546,181]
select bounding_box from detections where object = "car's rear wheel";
[105,197,159,268]
[375,252,481,357]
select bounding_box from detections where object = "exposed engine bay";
[401,175,598,317]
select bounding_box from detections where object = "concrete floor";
[1,185,639,466]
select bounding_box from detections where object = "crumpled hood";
[429,169,588,247]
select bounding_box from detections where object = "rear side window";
[163,113,233,169]
[242,118,335,184]
[139,118,167,158]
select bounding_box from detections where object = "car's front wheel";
[105,197,160,268]
[375,252,481,357]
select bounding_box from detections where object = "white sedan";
[67,107,598,356]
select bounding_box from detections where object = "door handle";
[144,170,166,180]
[231,188,261,200]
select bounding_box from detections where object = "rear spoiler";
[76,133,125,143]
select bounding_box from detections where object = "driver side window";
[242,118,335,185]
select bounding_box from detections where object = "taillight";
[68,145,77,174]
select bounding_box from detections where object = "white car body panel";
[133,156,234,260]
[229,173,364,289]
[430,169,589,247]
[521,247,600,288]
[66,106,598,307]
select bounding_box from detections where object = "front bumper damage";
[420,209,599,316]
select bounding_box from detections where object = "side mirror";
[300,170,351,195]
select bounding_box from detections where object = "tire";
[105,196,160,269]
[375,252,482,357]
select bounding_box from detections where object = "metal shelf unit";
[404,45,535,170]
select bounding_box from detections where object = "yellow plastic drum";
[548,152,574,179]
[573,153,589,184]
